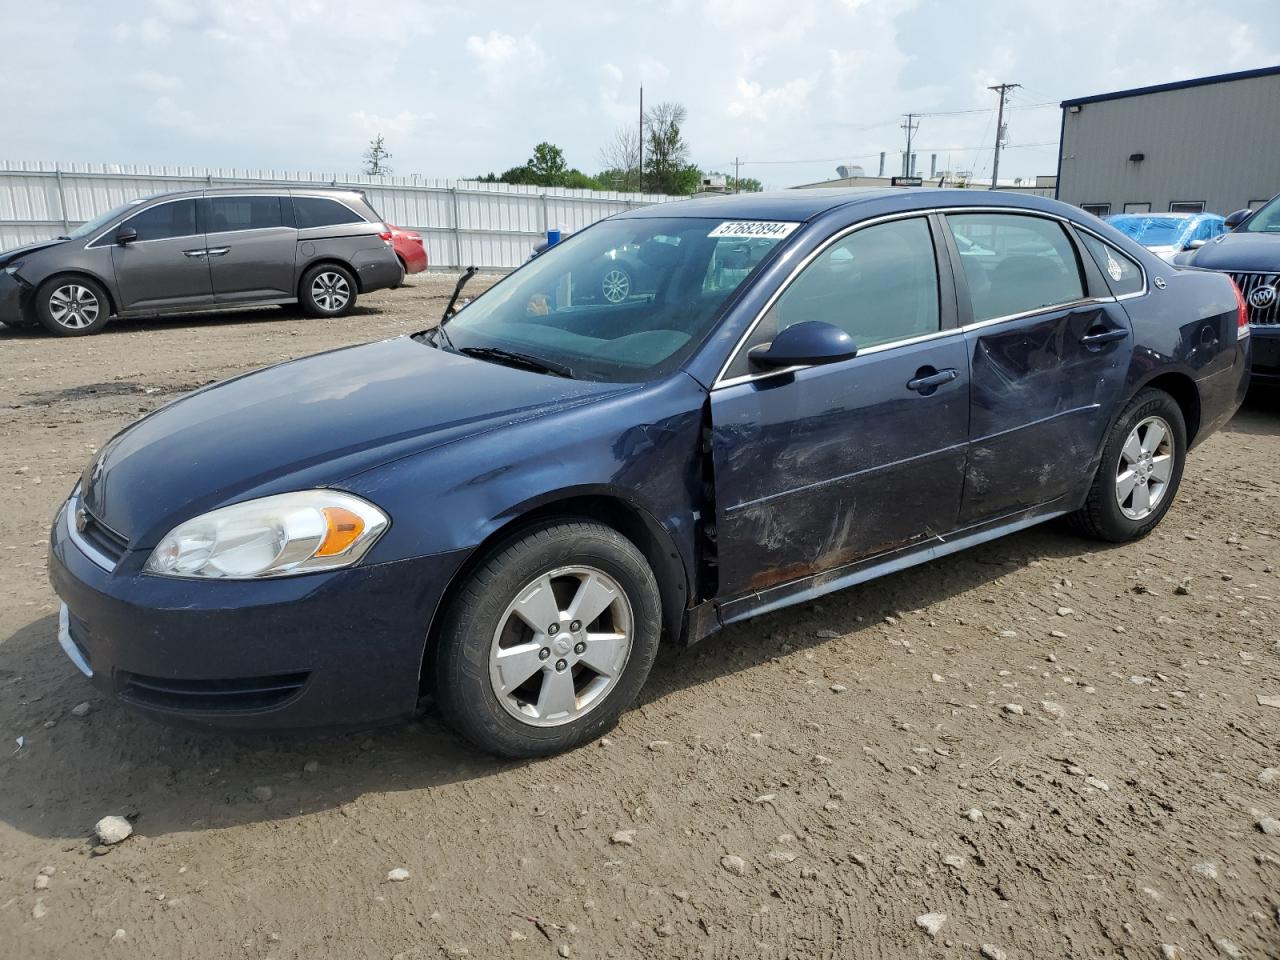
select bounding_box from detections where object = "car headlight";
[145,490,389,579]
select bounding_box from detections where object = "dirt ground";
[1,274,1278,960]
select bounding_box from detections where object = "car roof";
[121,185,367,202]
[617,187,1080,223]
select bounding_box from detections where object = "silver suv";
[0,187,403,336]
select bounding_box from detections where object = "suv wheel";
[36,277,110,336]
[300,264,357,317]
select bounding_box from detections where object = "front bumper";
[1248,325,1280,384]
[0,269,32,326]
[47,498,469,730]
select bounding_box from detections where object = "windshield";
[66,199,148,240]
[433,216,794,382]
[1106,215,1192,247]
[1242,195,1280,233]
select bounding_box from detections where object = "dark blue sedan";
[48,189,1250,757]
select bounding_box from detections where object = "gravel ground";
[1,274,1278,959]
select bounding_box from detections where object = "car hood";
[1189,231,1280,272]
[81,336,632,546]
[0,237,70,266]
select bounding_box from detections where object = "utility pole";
[987,82,1020,189]
[900,113,918,177]
[733,156,741,193]
[637,85,644,194]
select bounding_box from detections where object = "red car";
[388,224,427,275]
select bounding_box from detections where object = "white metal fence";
[0,162,679,269]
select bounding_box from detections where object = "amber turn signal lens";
[315,506,366,557]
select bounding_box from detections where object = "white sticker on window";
[1106,253,1124,282]
[708,221,801,239]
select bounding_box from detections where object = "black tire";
[1069,388,1187,542]
[392,256,407,288]
[299,263,357,318]
[433,520,662,758]
[35,276,111,336]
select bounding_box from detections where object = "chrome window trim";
[85,196,202,249]
[711,205,1127,390]
[63,494,119,572]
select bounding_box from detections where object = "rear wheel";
[299,264,357,317]
[433,520,661,758]
[1070,388,1187,541]
[36,276,110,336]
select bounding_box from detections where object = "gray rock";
[32,898,48,919]
[964,807,984,822]
[981,947,1008,960]
[1160,946,1183,960]
[94,815,133,845]
[915,913,946,937]
[1003,703,1024,716]
[1056,606,1074,617]
[816,629,841,639]
[70,701,92,718]
[33,874,49,890]
[720,854,748,876]
[1040,700,1065,719]
[1257,816,1280,836]
[1259,767,1280,784]
[1191,861,1218,880]
[942,854,965,870]
[610,829,636,846]
[1215,939,1243,959]
[252,786,273,802]
[386,868,411,882]
[830,683,848,693]
[302,760,320,773]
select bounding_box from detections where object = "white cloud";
[464,31,545,81]
[131,71,183,94]
[727,76,816,122]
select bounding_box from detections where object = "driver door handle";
[1080,327,1129,346]
[182,249,207,259]
[907,368,959,393]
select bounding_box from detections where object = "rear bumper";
[397,242,428,274]
[353,248,404,294]
[47,498,469,731]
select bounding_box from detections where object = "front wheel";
[1070,388,1187,541]
[36,277,111,336]
[299,264,357,317]
[433,520,662,758]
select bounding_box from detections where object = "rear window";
[293,196,366,229]
[207,196,283,232]
[1079,232,1144,297]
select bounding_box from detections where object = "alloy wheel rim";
[312,272,350,311]
[601,269,630,303]
[488,565,634,727]
[48,284,100,329]
[1115,415,1174,520]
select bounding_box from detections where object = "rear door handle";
[205,247,230,258]
[182,249,207,259]
[907,368,959,393]
[1080,327,1129,346]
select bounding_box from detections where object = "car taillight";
[1231,278,1250,339]
[379,225,393,244]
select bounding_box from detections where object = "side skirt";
[710,503,1071,632]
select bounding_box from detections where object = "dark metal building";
[1055,65,1280,218]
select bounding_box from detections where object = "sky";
[3,0,1279,190]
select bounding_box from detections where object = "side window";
[946,213,1085,322]
[1081,203,1111,217]
[207,196,283,232]
[727,218,939,378]
[122,199,198,242]
[293,196,365,229]
[1078,232,1144,297]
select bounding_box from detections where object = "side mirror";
[1224,209,1252,230]
[115,226,138,245]
[748,320,859,369]
[1186,238,1207,250]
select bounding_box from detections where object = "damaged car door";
[708,214,970,613]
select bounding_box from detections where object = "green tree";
[362,134,393,176]
[643,102,693,194]
[527,142,569,186]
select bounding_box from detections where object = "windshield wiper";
[441,265,478,324]
[459,346,574,379]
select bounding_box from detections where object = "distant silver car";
[0,187,403,336]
